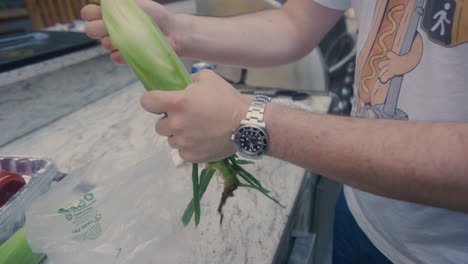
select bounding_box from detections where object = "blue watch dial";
[234,126,268,157]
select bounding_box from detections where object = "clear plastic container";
[0,156,64,244]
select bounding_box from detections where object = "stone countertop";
[0,52,137,148]
[0,79,330,263]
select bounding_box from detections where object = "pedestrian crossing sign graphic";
[422,0,468,47]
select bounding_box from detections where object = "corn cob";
[100,0,284,227]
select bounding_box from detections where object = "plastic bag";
[0,157,63,245]
[25,153,197,264]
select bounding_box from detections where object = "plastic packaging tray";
[0,156,65,244]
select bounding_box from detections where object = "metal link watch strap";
[241,95,271,128]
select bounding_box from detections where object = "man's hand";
[140,70,251,163]
[81,0,177,65]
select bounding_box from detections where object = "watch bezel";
[233,124,268,159]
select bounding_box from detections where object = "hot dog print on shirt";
[353,0,468,120]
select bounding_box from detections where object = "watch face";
[234,126,268,158]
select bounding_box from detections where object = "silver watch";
[232,95,271,159]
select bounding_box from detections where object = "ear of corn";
[100,0,283,227]
[0,227,45,264]
[101,0,191,91]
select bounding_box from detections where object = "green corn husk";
[101,0,191,91]
[0,227,45,264]
[100,0,283,227]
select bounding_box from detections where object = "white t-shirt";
[315,0,468,263]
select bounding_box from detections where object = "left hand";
[140,70,251,163]
[82,0,180,65]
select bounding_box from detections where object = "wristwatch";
[232,95,271,159]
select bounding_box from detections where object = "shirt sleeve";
[313,0,351,11]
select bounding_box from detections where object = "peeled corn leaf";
[0,227,45,264]
[192,163,200,226]
[238,183,285,208]
[235,160,255,165]
[182,167,216,225]
[228,157,263,187]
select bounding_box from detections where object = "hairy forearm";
[265,104,468,212]
[172,0,343,67]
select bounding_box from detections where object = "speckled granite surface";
[0,53,137,148]
[0,80,330,263]
[0,82,295,263]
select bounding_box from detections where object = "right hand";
[140,70,251,163]
[81,0,177,65]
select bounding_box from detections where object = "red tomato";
[0,169,26,208]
